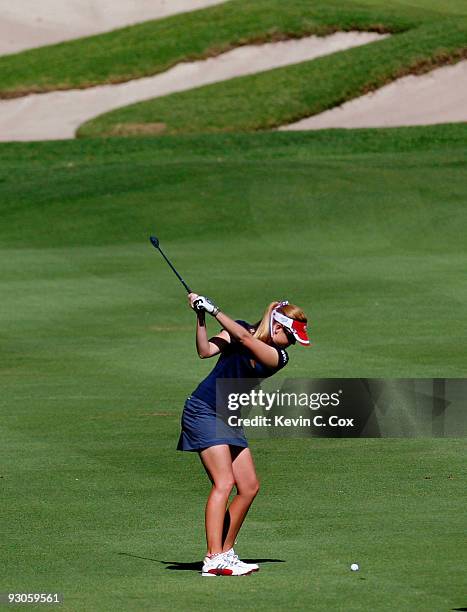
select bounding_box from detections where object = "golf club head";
[149,235,160,249]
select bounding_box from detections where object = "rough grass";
[2,0,466,139]
[78,19,467,137]
[0,0,441,97]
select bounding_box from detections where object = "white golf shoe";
[224,548,259,572]
[201,552,254,577]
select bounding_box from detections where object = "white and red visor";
[271,302,310,346]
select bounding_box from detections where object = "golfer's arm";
[214,311,279,368]
[195,312,229,358]
[195,312,211,358]
[214,311,250,342]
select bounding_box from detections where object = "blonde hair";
[253,301,307,344]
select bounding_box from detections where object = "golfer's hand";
[193,295,219,315]
[188,293,199,309]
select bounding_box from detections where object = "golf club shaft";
[150,237,192,293]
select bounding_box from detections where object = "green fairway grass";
[1,128,466,610]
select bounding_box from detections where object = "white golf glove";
[193,295,220,316]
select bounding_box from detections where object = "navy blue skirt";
[177,395,248,452]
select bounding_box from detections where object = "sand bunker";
[0,0,228,56]
[0,32,385,142]
[280,60,467,130]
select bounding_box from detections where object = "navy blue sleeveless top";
[192,320,289,409]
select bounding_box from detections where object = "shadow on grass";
[118,552,285,572]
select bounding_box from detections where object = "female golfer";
[177,295,309,576]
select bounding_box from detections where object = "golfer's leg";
[199,444,235,555]
[199,453,232,542]
[222,448,260,552]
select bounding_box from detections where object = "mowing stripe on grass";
[1,128,466,378]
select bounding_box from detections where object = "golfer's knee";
[214,477,235,497]
[242,478,260,500]
[251,478,260,498]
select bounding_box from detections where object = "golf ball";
[351,563,359,571]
